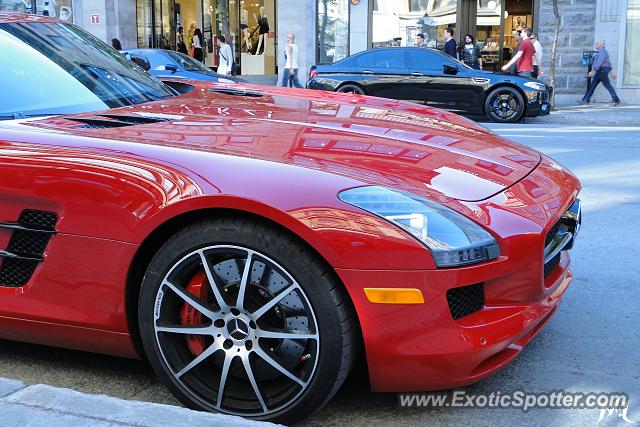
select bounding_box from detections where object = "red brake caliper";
[179,270,208,356]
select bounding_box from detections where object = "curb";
[0,378,276,427]
[523,105,640,126]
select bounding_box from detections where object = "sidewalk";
[0,378,273,427]
[526,101,640,126]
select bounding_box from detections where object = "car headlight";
[339,186,500,267]
[524,81,546,91]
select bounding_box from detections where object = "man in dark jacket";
[580,41,621,106]
[443,28,457,59]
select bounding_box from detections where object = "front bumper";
[336,156,580,392]
[525,90,551,116]
[336,253,573,392]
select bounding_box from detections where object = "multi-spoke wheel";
[484,86,525,123]
[139,218,356,424]
[337,84,365,95]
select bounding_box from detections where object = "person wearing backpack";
[217,35,234,76]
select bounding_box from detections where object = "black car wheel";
[138,218,356,424]
[337,84,365,95]
[485,86,525,123]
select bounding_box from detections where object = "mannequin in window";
[241,8,252,52]
[254,7,269,55]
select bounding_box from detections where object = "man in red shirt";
[502,28,536,77]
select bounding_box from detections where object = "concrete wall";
[277,0,316,85]
[593,0,639,104]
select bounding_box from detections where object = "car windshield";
[165,51,212,72]
[0,21,174,117]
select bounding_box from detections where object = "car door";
[419,52,479,114]
[359,49,409,100]
[404,48,435,104]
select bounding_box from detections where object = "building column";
[72,0,137,49]
[277,0,317,85]
[349,0,369,55]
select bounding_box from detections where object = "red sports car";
[0,14,581,424]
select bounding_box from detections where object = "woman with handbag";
[192,28,203,62]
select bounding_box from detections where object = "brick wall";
[537,0,596,94]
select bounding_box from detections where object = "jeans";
[282,68,303,88]
[518,71,533,78]
[581,68,621,103]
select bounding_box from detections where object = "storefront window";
[0,0,34,13]
[418,0,457,49]
[408,0,429,13]
[135,0,276,75]
[37,0,73,20]
[0,0,72,20]
[317,0,349,63]
[624,0,640,86]
[476,0,501,71]
[502,0,532,66]
[372,0,430,48]
[137,0,152,48]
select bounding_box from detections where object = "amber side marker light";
[364,288,425,304]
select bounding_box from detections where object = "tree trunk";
[549,0,561,109]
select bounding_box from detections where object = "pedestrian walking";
[443,28,457,59]
[216,35,234,75]
[192,28,204,62]
[281,33,303,88]
[111,38,122,50]
[531,33,543,78]
[501,27,535,77]
[580,41,621,106]
[459,34,482,70]
[507,30,521,75]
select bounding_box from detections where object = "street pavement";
[1,121,639,426]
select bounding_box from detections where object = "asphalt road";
[1,124,639,426]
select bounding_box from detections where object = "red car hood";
[21,83,541,202]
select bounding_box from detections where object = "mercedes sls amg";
[0,14,581,425]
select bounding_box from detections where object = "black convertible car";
[307,47,552,123]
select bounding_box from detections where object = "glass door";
[476,0,502,71]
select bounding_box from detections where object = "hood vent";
[66,114,171,129]
[208,88,264,97]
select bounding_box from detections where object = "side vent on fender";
[0,209,58,287]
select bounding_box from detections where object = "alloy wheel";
[488,90,522,122]
[152,245,320,417]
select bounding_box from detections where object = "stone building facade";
[2,0,637,104]
[538,0,639,104]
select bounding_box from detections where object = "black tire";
[138,217,356,425]
[484,86,525,123]
[337,83,365,95]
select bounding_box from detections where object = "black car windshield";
[0,21,174,117]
